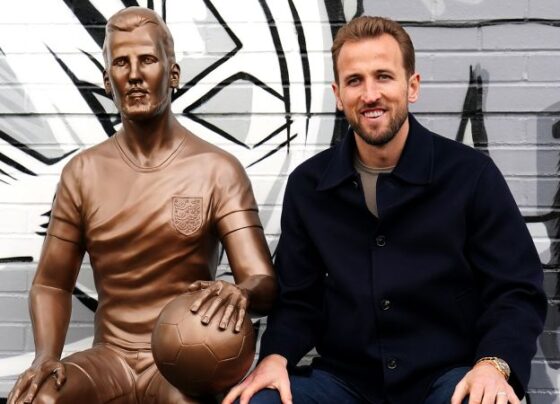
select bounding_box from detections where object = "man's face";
[332,34,419,147]
[103,23,179,121]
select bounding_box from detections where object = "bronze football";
[151,290,256,396]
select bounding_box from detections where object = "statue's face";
[103,23,179,121]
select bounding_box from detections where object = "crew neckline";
[113,133,187,172]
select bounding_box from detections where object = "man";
[8,7,276,404]
[224,16,546,404]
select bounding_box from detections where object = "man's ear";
[332,81,343,111]
[170,63,180,88]
[103,70,112,97]
[407,72,420,104]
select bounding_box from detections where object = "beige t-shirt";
[354,156,394,217]
[47,132,262,349]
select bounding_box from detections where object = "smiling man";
[224,16,546,404]
[7,7,276,404]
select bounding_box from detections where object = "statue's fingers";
[190,287,214,312]
[234,304,247,332]
[8,371,33,404]
[201,296,224,325]
[220,303,236,330]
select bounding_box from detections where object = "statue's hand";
[7,357,66,404]
[188,280,249,332]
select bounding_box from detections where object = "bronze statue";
[8,7,276,404]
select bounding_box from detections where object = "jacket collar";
[317,113,434,191]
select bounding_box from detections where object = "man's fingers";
[222,377,252,404]
[467,383,483,404]
[7,373,31,404]
[276,377,293,404]
[451,380,468,404]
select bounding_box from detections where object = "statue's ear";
[170,63,180,89]
[103,70,112,96]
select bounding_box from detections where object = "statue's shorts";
[34,344,215,404]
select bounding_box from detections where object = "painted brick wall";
[0,0,558,402]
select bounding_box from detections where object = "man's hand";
[7,357,66,404]
[451,362,519,404]
[188,280,249,332]
[222,354,292,404]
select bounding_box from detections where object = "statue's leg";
[141,365,216,404]
[34,345,136,404]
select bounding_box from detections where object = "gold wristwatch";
[475,357,510,380]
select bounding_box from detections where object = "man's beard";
[351,106,408,147]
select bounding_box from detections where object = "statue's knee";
[33,388,58,404]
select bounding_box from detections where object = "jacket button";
[352,180,359,188]
[381,299,391,311]
[376,235,386,247]
[387,358,398,369]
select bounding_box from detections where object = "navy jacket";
[260,114,546,403]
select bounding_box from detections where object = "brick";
[527,54,560,82]
[0,296,28,322]
[362,1,432,21]
[421,53,527,82]
[406,27,480,51]
[0,269,28,292]
[431,0,527,20]
[528,0,560,18]
[0,325,25,350]
[490,147,558,176]
[482,23,560,50]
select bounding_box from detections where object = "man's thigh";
[33,345,135,404]
[243,368,363,404]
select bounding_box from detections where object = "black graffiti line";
[183,71,283,114]
[254,121,292,148]
[47,46,117,137]
[0,256,33,263]
[525,212,560,223]
[184,113,249,149]
[287,0,311,142]
[258,0,292,152]
[0,152,36,176]
[399,18,560,28]
[0,166,15,180]
[73,285,98,312]
[80,49,104,74]
[0,129,77,166]
[247,133,298,168]
[173,0,243,100]
[62,0,107,48]
[456,66,489,151]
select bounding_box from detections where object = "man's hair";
[331,16,415,82]
[102,6,176,65]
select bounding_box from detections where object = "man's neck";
[354,118,409,168]
[119,109,185,168]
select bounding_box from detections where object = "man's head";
[102,7,180,121]
[332,16,415,83]
[331,16,419,148]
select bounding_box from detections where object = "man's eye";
[113,59,126,66]
[347,78,360,86]
[143,56,157,64]
[379,74,391,81]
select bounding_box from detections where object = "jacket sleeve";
[467,159,547,396]
[259,172,325,367]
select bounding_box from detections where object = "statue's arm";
[8,235,84,404]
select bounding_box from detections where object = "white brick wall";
[0,0,558,401]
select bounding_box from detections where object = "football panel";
[152,323,182,365]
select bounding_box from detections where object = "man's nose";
[361,80,381,104]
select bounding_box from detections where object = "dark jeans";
[239,366,470,404]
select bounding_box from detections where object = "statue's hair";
[103,7,175,65]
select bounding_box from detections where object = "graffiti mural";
[0,0,558,402]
